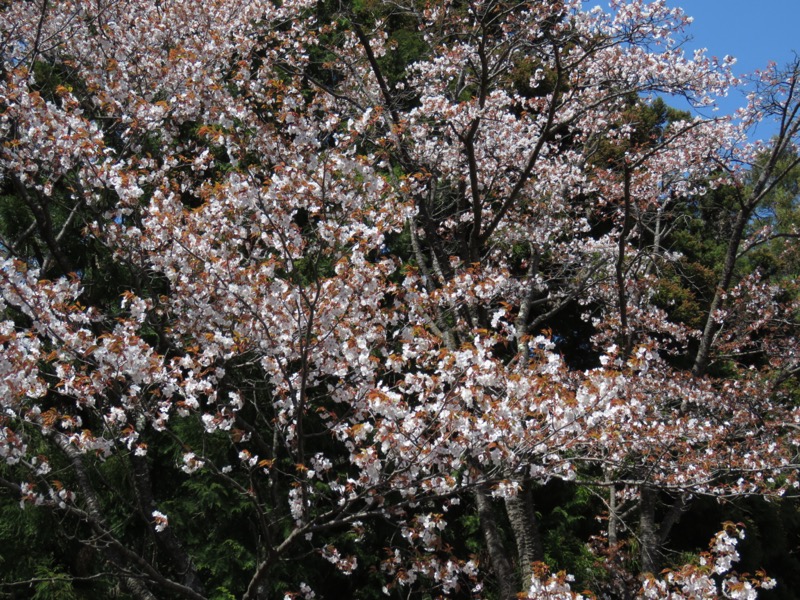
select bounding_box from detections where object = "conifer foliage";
[1,1,799,598]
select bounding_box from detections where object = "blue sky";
[672,2,798,100]
[673,0,798,76]
[585,1,799,138]
[658,1,799,137]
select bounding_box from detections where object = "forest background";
[1,0,800,599]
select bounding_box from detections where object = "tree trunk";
[638,485,660,575]
[692,209,749,377]
[504,479,544,590]
[132,454,206,595]
[608,482,619,548]
[55,438,161,600]
[475,486,518,600]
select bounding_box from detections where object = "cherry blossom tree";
[1,0,799,598]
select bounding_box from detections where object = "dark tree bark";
[638,485,660,575]
[475,485,518,600]
[132,454,206,595]
[504,479,544,590]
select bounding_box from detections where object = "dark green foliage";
[537,482,603,588]
[0,491,118,599]
[669,497,800,600]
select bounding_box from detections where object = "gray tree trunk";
[475,486,518,600]
[638,485,660,575]
[504,480,544,590]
